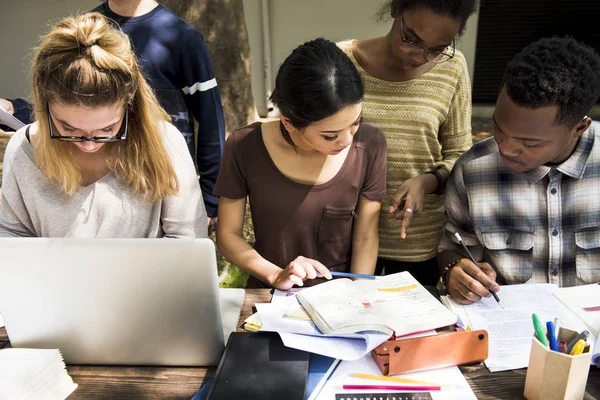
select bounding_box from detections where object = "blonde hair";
[31,12,179,202]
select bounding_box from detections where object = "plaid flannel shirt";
[439,122,600,287]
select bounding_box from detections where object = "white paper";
[445,284,591,372]
[278,331,390,361]
[0,348,77,399]
[554,284,600,336]
[0,107,25,131]
[316,355,477,400]
[256,298,321,335]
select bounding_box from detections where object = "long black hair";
[270,38,363,146]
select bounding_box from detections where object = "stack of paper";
[0,348,77,399]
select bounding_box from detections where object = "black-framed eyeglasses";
[399,14,455,64]
[47,106,128,143]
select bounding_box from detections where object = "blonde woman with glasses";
[338,0,476,285]
[0,13,206,238]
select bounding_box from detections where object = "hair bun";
[81,40,99,50]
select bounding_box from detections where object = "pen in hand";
[454,232,504,309]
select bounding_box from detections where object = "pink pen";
[343,384,441,391]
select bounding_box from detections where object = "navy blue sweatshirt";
[95,2,225,217]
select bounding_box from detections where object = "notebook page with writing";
[297,272,456,336]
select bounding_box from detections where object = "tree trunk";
[162,0,256,134]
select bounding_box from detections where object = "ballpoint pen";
[454,232,504,309]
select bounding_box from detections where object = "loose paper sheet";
[444,284,592,372]
[0,107,25,131]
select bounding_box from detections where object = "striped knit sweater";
[338,40,472,262]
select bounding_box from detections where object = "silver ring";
[406,208,414,213]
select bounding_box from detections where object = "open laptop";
[0,238,227,366]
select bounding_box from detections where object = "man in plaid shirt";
[438,37,600,305]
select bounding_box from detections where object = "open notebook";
[296,272,456,337]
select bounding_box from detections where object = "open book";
[296,271,456,337]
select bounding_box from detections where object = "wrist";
[426,168,445,195]
[440,258,462,288]
[414,173,438,194]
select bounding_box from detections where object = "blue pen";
[546,321,558,351]
[318,271,377,280]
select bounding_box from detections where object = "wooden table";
[1,289,599,399]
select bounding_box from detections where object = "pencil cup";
[524,328,593,400]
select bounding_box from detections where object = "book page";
[353,272,457,336]
[296,278,394,334]
[460,284,591,372]
[297,272,456,336]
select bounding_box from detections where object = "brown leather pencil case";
[371,329,489,375]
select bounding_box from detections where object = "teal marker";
[532,313,549,347]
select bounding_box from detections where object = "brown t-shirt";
[214,122,387,287]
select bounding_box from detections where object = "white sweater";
[0,122,207,238]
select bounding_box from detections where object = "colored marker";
[567,330,590,353]
[558,340,568,354]
[455,232,504,309]
[343,384,441,391]
[570,339,586,355]
[532,313,549,347]
[546,321,558,351]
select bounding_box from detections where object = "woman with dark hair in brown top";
[214,38,387,289]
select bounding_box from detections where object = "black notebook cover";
[206,332,310,400]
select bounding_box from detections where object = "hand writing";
[447,259,500,305]
[272,256,332,290]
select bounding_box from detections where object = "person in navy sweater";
[2,0,225,232]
